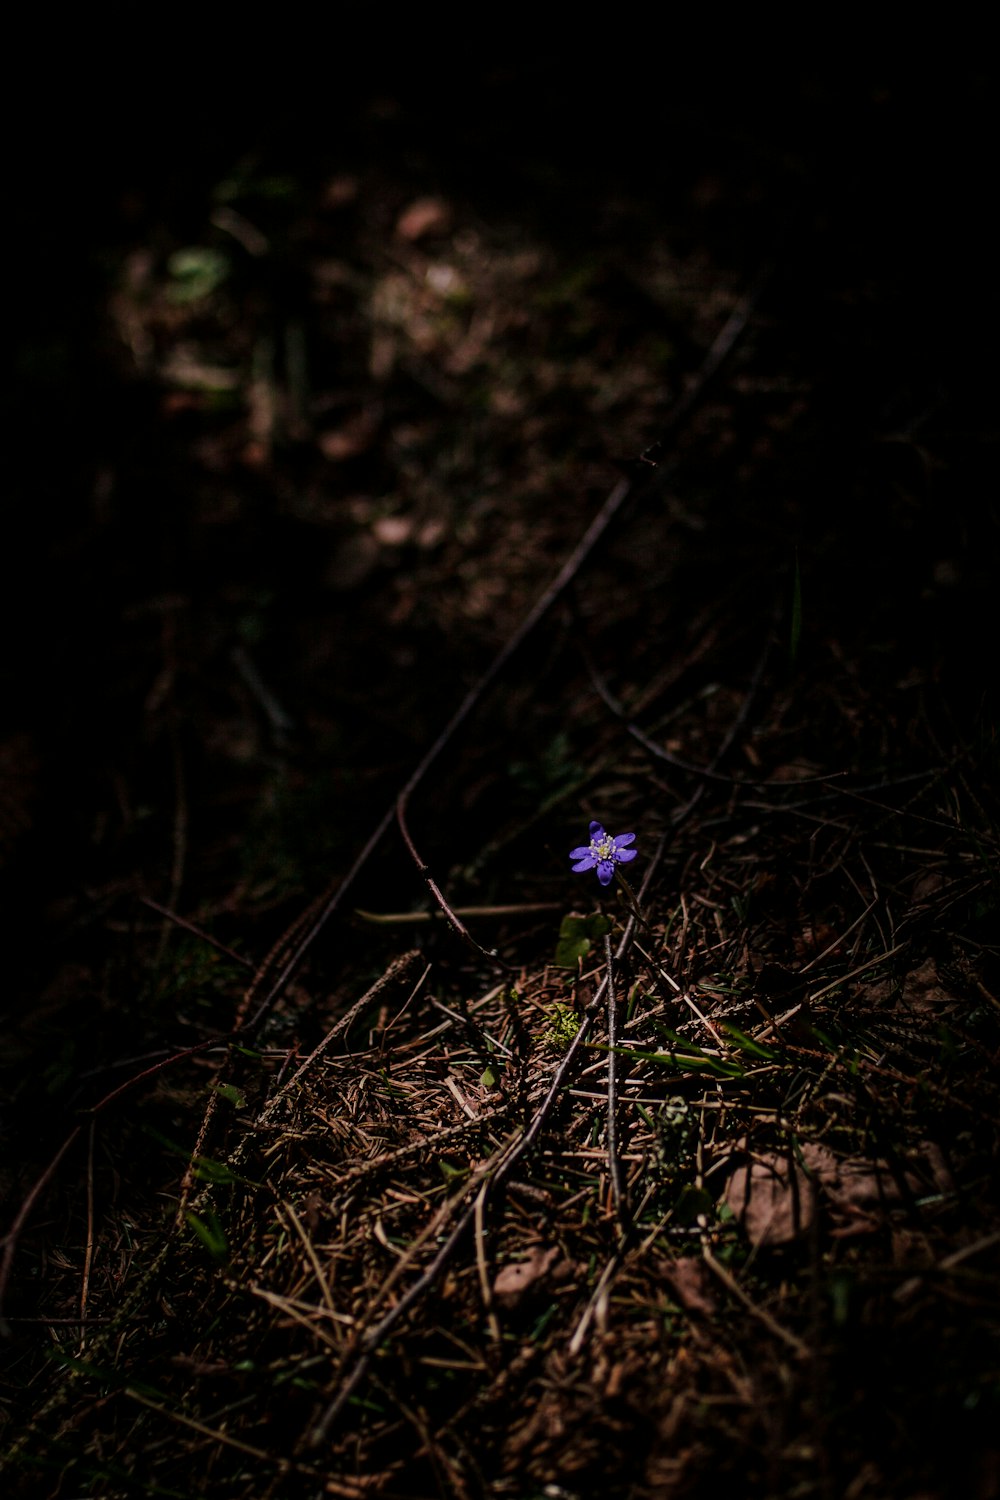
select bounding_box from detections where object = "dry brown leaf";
[869,957,957,1016]
[723,1152,814,1246]
[793,921,838,957]
[725,1143,913,1247]
[800,1142,925,1238]
[912,871,945,902]
[493,1245,560,1306]
[396,196,452,242]
[900,957,955,1013]
[658,1256,717,1317]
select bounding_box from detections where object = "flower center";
[592,835,614,860]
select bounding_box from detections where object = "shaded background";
[4,29,997,1346]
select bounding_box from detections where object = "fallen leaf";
[492,1245,560,1306]
[912,872,944,902]
[800,1142,922,1238]
[658,1256,716,1317]
[396,196,452,242]
[793,921,837,957]
[723,1153,814,1247]
[900,958,954,1013]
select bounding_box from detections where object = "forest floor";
[2,65,998,1499]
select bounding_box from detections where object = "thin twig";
[807,942,908,1003]
[797,898,879,975]
[584,651,841,789]
[701,1244,809,1359]
[567,1184,658,1356]
[140,896,253,969]
[309,1133,522,1445]
[605,932,626,1224]
[123,1386,328,1483]
[355,902,562,924]
[474,1180,501,1343]
[259,952,427,1123]
[395,794,512,968]
[0,1127,81,1326]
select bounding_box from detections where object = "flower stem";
[616,874,650,930]
[605,932,625,1221]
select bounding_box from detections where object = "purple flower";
[569,821,637,887]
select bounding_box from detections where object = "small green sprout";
[542,1001,579,1050]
